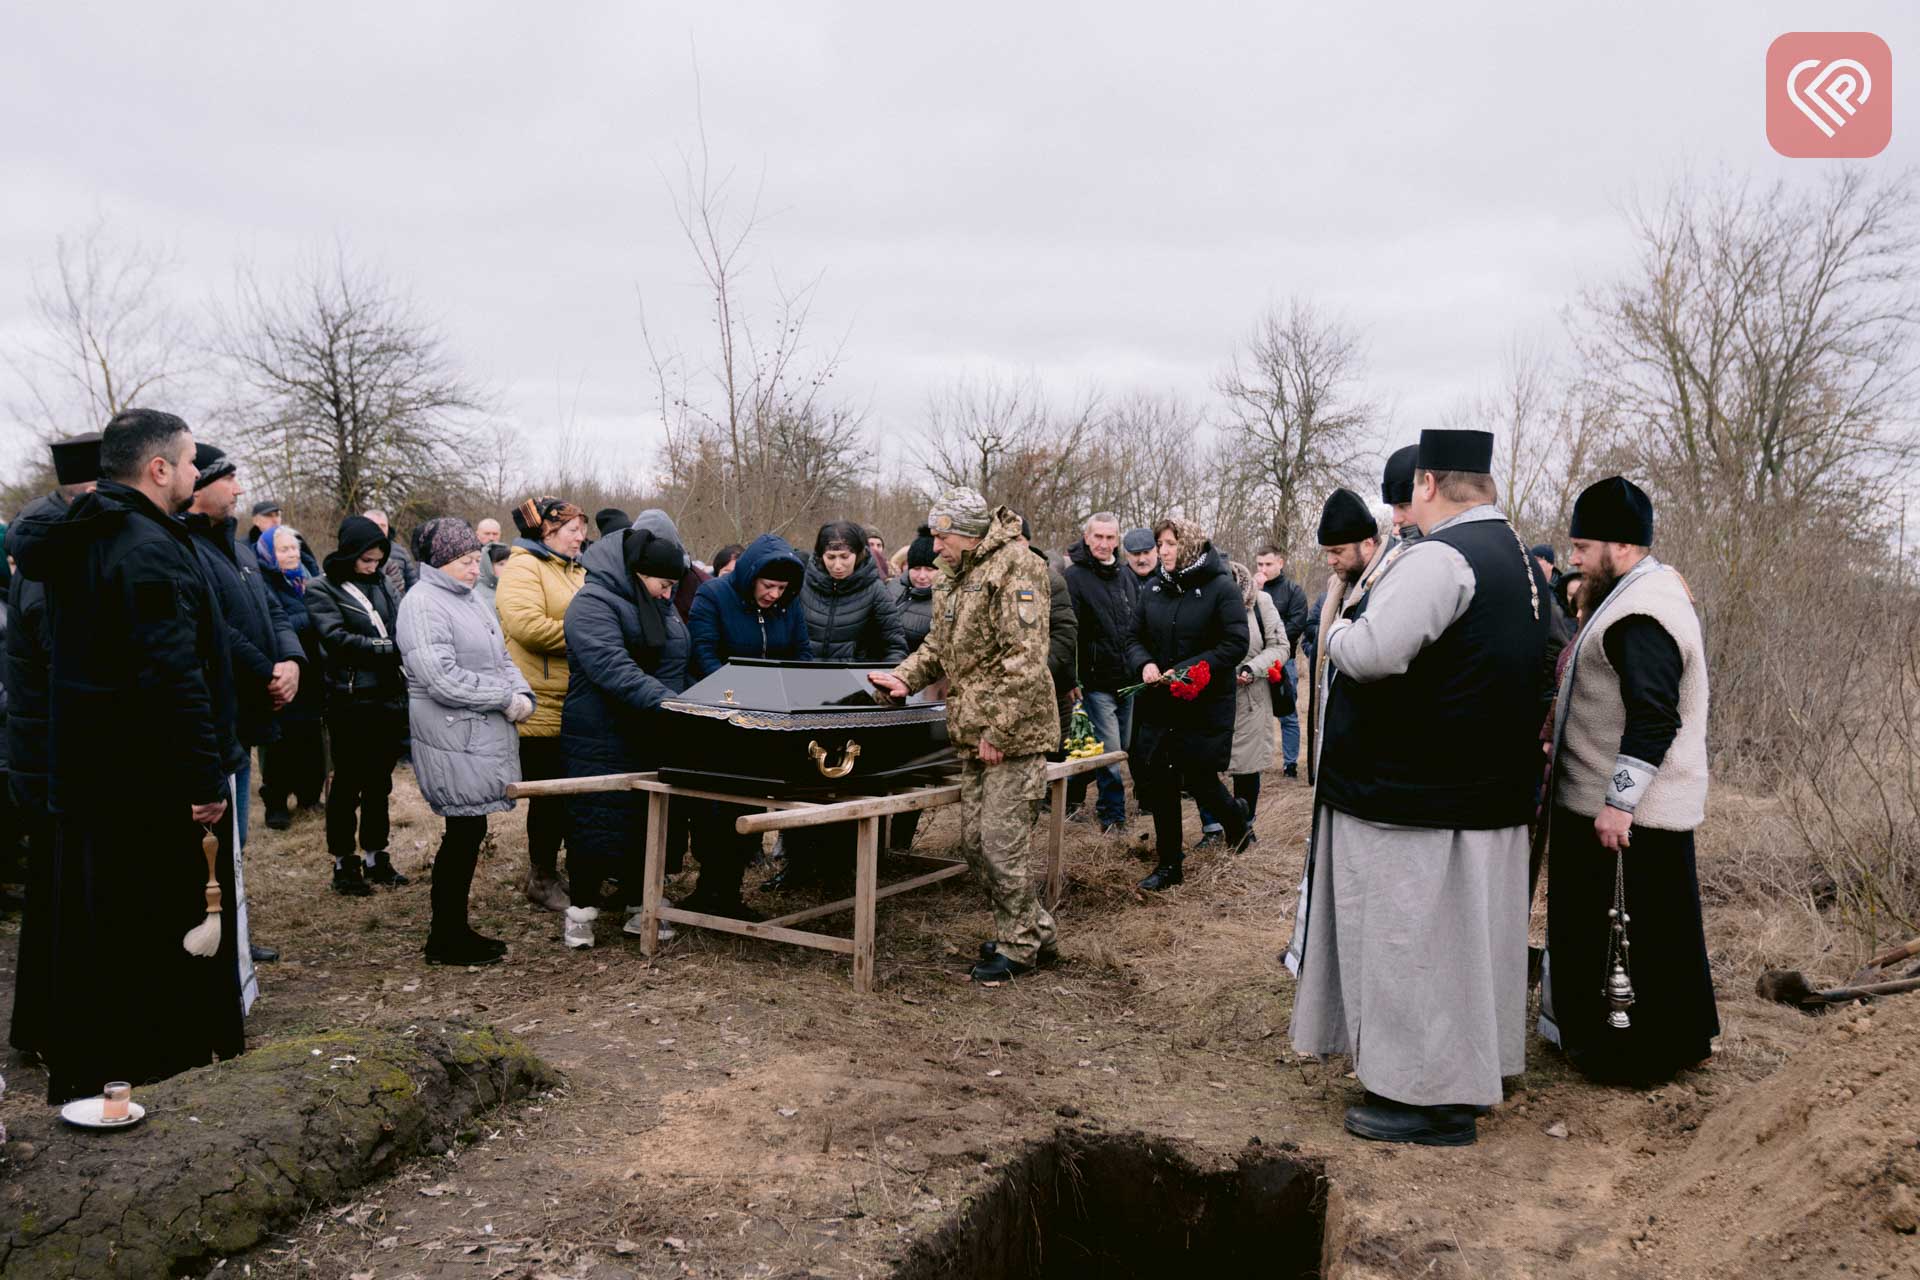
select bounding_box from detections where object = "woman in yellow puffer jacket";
[495,496,588,911]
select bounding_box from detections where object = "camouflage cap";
[928,485,992,538]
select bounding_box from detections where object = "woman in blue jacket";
[682,532,810,917]
[686,534,811,678]
[559,526,692,950]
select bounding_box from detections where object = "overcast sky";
[3,2,1917,483]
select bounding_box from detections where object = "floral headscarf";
[1154,517,1211,574]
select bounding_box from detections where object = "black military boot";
[1138,859,1184,891]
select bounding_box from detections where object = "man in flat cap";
[1290,429,1551,1147]
[1380,444,1422,540]
[6,432,101,1057]
[1121,527,1159,585]
[870,486,1060,984]
[1538,477,1716,1084]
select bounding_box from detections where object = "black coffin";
[659,659,954,796]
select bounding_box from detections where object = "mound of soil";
[1652,994,1920,1277]
[0,1023,553,1279]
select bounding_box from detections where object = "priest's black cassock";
[9,474,245,1103]
[1540,478,1718,1084]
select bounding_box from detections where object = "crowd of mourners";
[0,410,1718,1153]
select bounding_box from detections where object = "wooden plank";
[757,861,971,929]
[638,791,668,958]
[1046,750,1126,780]
[514,753,1123,808]
[735,784,963,833]
[655,906,857,955]
[1046,775,1068,907]
[852,816,880,992]
[508,771,646,799]
[629,776,814,809]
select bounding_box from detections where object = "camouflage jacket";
[891,507,1059,758]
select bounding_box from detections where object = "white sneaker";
[563,906,599,949]
[625,909,675,942]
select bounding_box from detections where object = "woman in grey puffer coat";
[396,517,535,967]
[799,521,907,663]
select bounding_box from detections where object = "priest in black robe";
[1539,476,1718,1084]
[8,410,244,1104]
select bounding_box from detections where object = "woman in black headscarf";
[305,516,410,897]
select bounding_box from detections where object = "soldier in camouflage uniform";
[869,487,1060,984]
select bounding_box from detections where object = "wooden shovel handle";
[1816,976,1920,1004]
[1868,937,1920,969]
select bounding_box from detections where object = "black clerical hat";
[1569,476,1654,546]
[1317,488,1376,546]
[49,432,102,486]
[1381,444,1419,504]
[1417,429,1494,474]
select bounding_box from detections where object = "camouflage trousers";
[957,751,1056,965]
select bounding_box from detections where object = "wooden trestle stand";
[507,750,1124,992]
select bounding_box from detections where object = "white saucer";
[59,1097,146,1128]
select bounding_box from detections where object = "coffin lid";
[665,659,943,725]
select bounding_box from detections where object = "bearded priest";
[1288,429,1551,1147]
[1538,476,1717,1084]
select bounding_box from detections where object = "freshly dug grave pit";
[0,1022,554,1279]
[893,1128,1332,1279]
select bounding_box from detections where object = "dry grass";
[0,741,1886,1279]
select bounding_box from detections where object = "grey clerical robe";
[1286,506,1530,1108]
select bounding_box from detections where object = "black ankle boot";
[424,931,504,966]
[1138,860,1184,891]
[1229,798,1256,853]
[332,859,373,897]
[364,850,410,887]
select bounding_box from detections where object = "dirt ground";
[4,754,1917,1279]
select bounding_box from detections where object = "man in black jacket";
[1062,512,1139,832]
[1254,543,1309,778]
[5,431,101,1058]
[186,444,302,970]
[9,409,245,1102]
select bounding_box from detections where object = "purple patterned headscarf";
[417,517,481,569]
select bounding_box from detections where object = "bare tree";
[4,219,198,447]
[1578,169,1920,511]
[1215,299,1380,556]
[917,372,1105,546]
[639,92,867,543]
[219,250,489,524]
[1445,335,1610,543]
[1575,169,1920,772]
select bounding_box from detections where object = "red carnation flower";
[1267,660,1284,685]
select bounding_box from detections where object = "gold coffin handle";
[808,739,862,779]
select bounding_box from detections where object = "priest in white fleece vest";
[1538,476,1719,1084]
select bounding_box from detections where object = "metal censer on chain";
[1604,850,1635,1030]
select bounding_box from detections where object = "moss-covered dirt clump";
[0,1022,554,1279]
